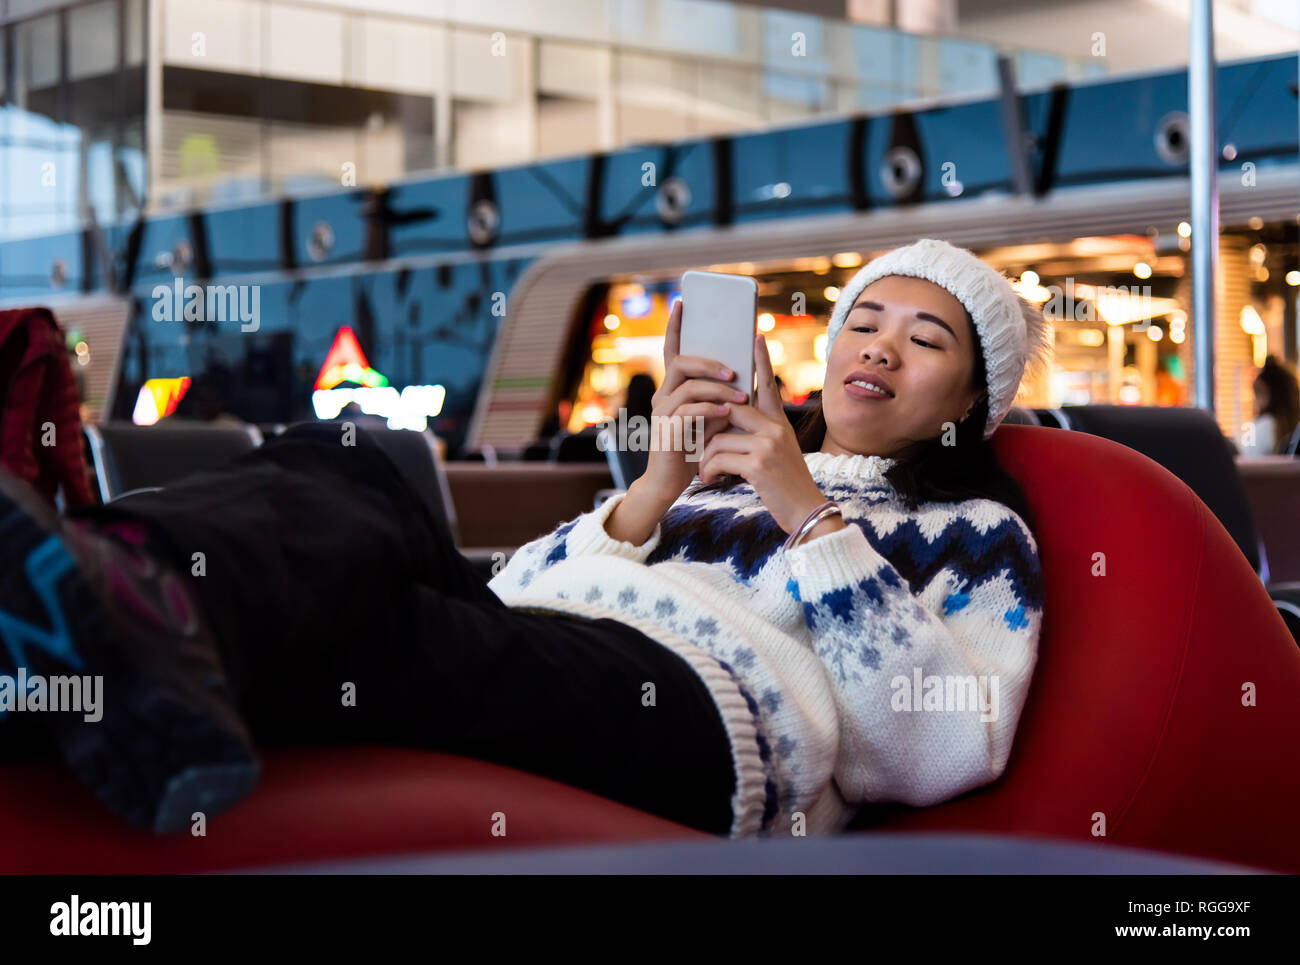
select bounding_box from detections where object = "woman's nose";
[863,334,897,366]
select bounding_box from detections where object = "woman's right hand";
[640,298,749,501]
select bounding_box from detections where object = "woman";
[0,239,1049,840]
[1241,355,1299,457]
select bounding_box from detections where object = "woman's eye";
[854,325,937,349]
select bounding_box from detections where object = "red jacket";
[0,307,96,508]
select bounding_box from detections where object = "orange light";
[133,377,192,425]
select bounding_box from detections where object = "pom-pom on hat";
[825,238,1053,440]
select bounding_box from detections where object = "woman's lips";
[845,382,893,402]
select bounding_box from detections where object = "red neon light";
[314,327,374,391]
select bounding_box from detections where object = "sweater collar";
[803,449,898,483]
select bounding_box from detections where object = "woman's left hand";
[699,334,837,536]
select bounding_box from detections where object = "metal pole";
[996,55,1033,197]
[1189,0,1217,415]
[146,0,163,213]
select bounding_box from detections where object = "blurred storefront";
[568,221,1299,443]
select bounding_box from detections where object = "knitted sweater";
[487,451,1045,839]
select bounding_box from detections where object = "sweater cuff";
[561,489,663,561]
[785,520,887,600]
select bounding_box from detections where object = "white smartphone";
[679,270,758,435]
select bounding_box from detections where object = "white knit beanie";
[825,238,1053,440]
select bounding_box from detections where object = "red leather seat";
[854,425,1300,873]
[2,425,1297,872]
[0,747,709,873]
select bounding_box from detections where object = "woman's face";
[821,275,984,459]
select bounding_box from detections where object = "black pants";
[57,423,737,835]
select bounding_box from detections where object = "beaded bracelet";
[782,500,842,551]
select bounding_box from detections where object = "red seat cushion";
[854,426,1300,873]
[0,746,709,873]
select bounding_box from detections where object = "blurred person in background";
[1241,355,1299,457]
[624,371,655,425]
[1155,355,1187,407]
[621,371,656,482]
[0,307,95,510]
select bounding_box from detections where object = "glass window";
[763,9,828,77]
[611,0,757,63]
[69,0,119,82]
[1074,59,1110,81]
[118,117,148,213]
[836,22,897,90]
[126,0,145,68]
[85,138,117,224]
[15,13,61,108]
[1015,50,1068,91]
[830,79,898,114]
[892,30,926,100]
[937,37,996,98]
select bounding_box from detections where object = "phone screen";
[679,271,758,434]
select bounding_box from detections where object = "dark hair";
[685,310,1037,533]
[1254,355,1300,455]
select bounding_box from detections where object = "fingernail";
[719,367,733,378]
[734,390,747,400]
